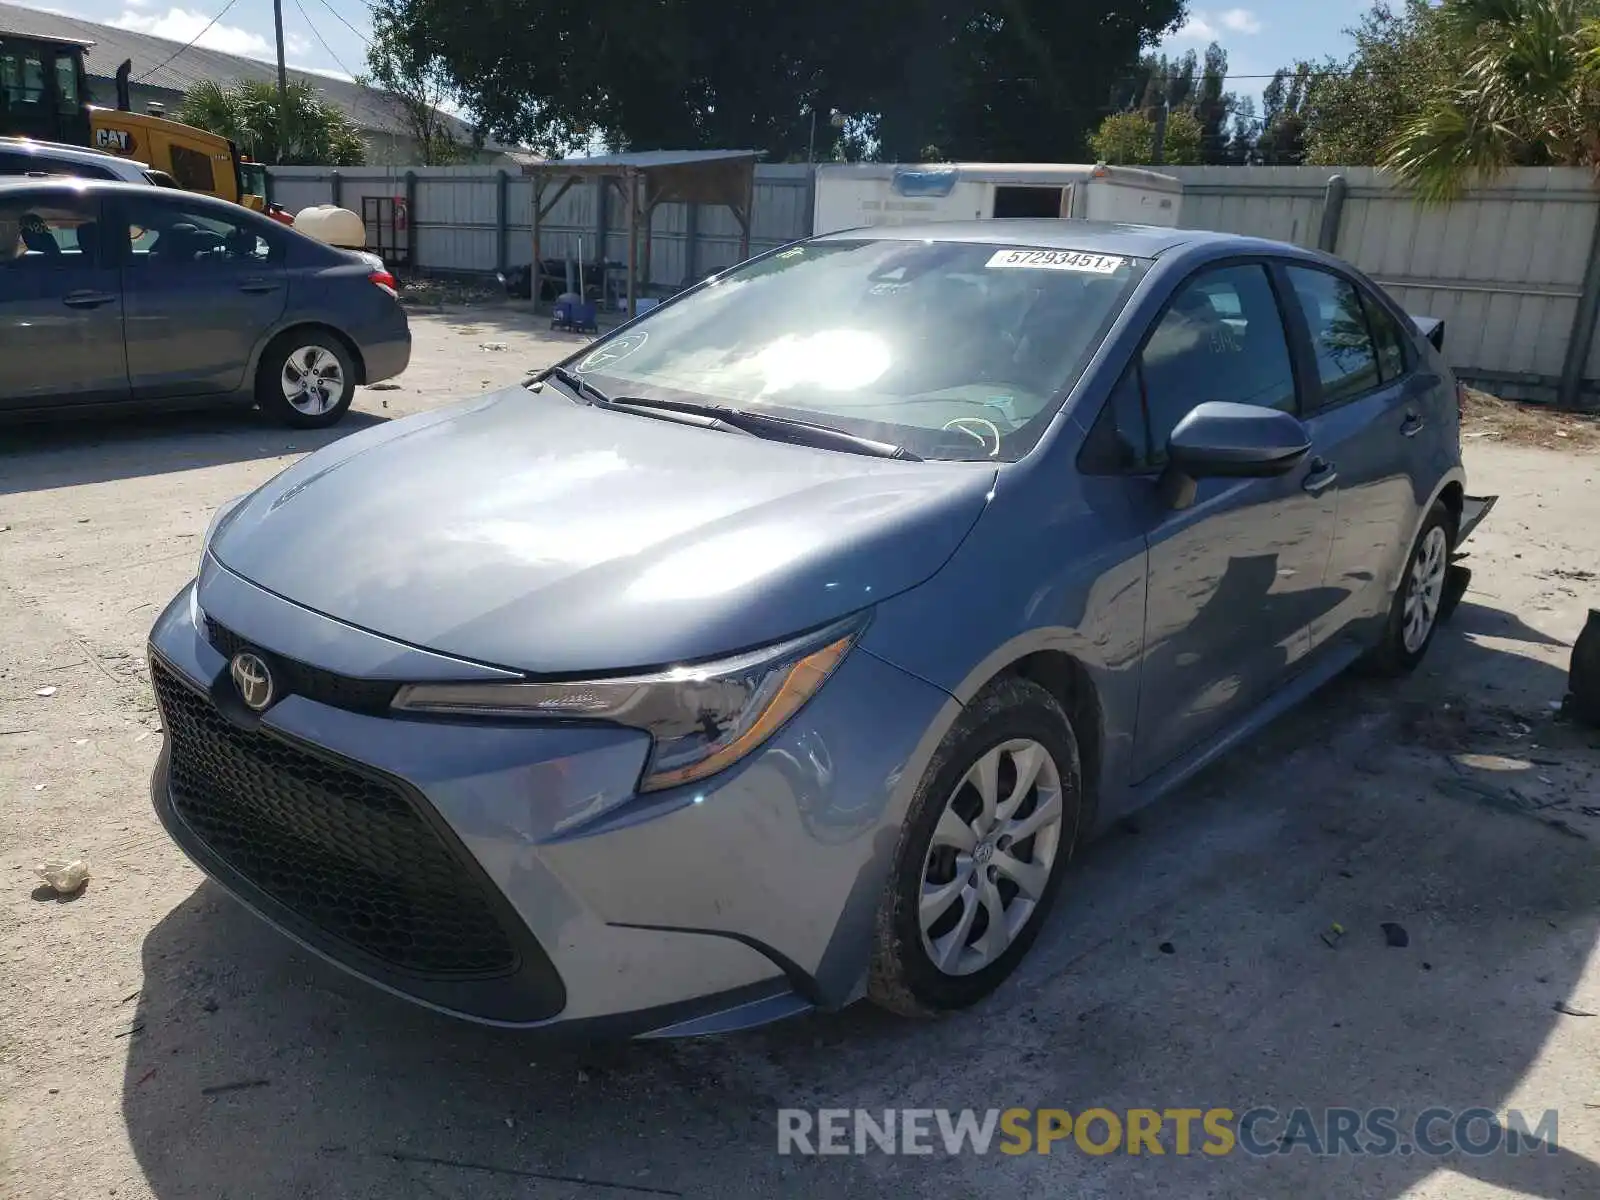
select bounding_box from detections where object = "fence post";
[1558,201,1600,409]
[403,170,418,269]
[330,169,342,209]
[685,201,700,284]
[595,180,608,304]
[496,168,509,273]
[1317,174,1346,254]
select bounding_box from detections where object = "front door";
[114,193,287,399]
[1114,262,1339,776]
[0,190,127,411]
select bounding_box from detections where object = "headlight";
[201,494,248,560]
[391,615,865,792]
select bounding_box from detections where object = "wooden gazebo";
[520,149,763,318]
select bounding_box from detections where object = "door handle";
[63,290,115,309]
[239,278,281,294]
[1302,456,1338,495]
[1400,410,1425,437]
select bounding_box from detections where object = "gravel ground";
[2,307,1598,1199]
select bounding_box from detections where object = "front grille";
[204,617,399,714]
[153,660,517,978]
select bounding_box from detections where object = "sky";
[42,0,1368,111]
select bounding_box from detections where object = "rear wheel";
[868,676,1082,1016]
[257,332,356,428]
[1367,500,1454,675]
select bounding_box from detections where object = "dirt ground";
[3,306,1599,1199]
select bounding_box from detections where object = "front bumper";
[147,561,954,1034]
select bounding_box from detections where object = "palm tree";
[1382,0,1600,202]
[179,79,367,167]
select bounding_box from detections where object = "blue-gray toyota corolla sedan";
[148,221,1492,1037]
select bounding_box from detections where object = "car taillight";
[369,270,398,298]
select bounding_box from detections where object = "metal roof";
[815,219,1213,257]
[521,149,763,174]
[0,1,473,142]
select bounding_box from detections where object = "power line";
[315,0,373,46]
[291,0,361,77]
[132,0,243,82]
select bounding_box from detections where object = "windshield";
[570,238,1145,461]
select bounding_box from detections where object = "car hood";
[211,388,996,673]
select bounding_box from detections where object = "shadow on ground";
[119,605,1600,1198]
[0,408,388,495]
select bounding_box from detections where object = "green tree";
[1162,107,1204,164]
[1088,107,1202,164]
[1109,41,1240,163]
[1300,1,1463,166]
[179,79,366,166]
[370,0,1184,162]
[1382,0,1600,201]
[1090,111,1155,163]
[362,0,475,165]
[1254,64,1313,164]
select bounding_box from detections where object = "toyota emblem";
[229,651,275,712]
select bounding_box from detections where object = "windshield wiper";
[606,396,923,461]
[538,365,617,407]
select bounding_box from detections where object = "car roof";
[813,219,1287,260]
[0,175,194,198]
[0,140,153,177]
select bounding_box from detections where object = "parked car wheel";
[1367,500,1455,675]
[258,331,357,429]
[868,676,1082,1016]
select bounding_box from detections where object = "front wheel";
[868,676,1082,1016]
[257,332,357,428]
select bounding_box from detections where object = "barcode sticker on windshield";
[985,249,1124,274]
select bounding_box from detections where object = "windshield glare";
[571,239,1146,461]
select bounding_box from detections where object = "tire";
[1366,500,1455,676]
[868,675,1083,1017]
[256,330,357,429]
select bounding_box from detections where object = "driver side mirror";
[1158,401,1312,510]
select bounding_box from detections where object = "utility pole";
[1151,71,1168,166]
[272,0,289,162]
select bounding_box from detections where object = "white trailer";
[812,162,1183,236]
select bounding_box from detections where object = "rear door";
[1277,263,1425,649]
[114,192,287,399]
[0,188,128,411]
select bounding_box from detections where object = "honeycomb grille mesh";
[153,661,517,978]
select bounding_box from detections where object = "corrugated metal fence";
[266,162,813,290]
[268,161,1600,406]
[1165,165,1600,405]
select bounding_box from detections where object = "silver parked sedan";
[148,222,1492,1036]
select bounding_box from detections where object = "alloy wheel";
[918,738,1064,977]
[281,346,346,416]
[1403,525,1449,653]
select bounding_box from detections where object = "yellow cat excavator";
[0,28,286,220]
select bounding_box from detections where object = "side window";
[0,196,100,268]
[1285,266,1381,406]
[1362,291,1410,383]
[168,144,217,193]
[1139,264,1297,463]
[0,46,46,105]
[123,199,276,266]
[52,50,78,115]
